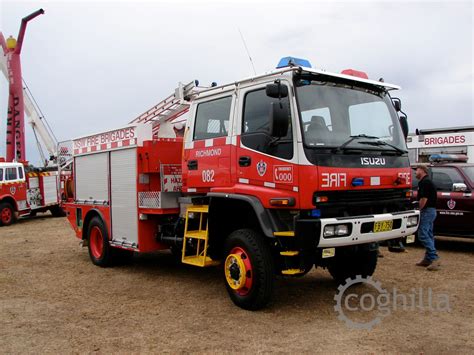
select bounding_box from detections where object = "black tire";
[0,202,16,227]
[223,229,274,310]
[87,216,114,267]
[50,205,66,217]
[327,244,378,283]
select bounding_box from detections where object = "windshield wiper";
[358,140,408,155]
[333,134,379,153]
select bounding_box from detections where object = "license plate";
[406,235,415,243]
[373,220,393,233]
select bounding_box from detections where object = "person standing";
[415,165,440,271]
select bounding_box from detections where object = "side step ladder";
[274,231,305,275]
[181,205,219,267]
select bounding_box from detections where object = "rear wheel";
[223,229,274,310]
[327,244,378,283]
[0,202,16,226]
[87,217,113,267]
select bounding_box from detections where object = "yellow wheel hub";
[225,253,247,290]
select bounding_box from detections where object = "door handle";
[239,156,251,167]
[187,160,198,170]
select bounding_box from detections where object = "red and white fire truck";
[0,159,64,225]
[62,58,420,309]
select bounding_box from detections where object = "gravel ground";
[1,215,473,353]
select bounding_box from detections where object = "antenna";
[238,28,257,76]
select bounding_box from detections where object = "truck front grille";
[313,188,411,217]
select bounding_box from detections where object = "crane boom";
[23,86,58,161]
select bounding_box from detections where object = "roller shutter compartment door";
[110,148,138,246]
[75,153,109,202]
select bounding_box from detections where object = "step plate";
[182,255,219,267]
[280,251,299,256]
[281,268,304,275]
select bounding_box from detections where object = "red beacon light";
[341,69,369,79]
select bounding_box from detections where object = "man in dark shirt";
[415,165,440,271]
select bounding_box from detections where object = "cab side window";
[6,167,17,181]
[432,167,464,191]
[242,88,293,159]
[0,168,3,182]
[18,167,24,180]
[194,96,232,140]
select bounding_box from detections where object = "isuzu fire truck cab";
[63,58,419,309]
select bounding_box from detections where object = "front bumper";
[296,210,419,248]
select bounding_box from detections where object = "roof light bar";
[429,154,468,163]
[276,56,312,69]
[341,69,369,79]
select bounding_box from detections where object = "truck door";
[184,94,234,191]
[235,82,298,194]
[4,166,27,210]
[432,166,473,235]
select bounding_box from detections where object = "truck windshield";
[295,79,406,153]
[461,166,474,185]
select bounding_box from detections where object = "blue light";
[352,178,364,187]
[276,56,312,69]
[429,154,468,163]
[311,209,321,217]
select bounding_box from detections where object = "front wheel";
[327,244,378,283]
[0,202,16,226]
[223,229,274,310]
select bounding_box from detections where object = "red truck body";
[62,61,420,309]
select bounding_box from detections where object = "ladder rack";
[129,80,201,127]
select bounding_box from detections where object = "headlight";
[335,224,349,235]
[407,215,419,227]
[323,225,335,237]
[324,224,351,238]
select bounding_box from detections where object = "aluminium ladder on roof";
[129,81,201,136]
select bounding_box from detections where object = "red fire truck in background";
[0,160,64,225]
[61,57,419,309]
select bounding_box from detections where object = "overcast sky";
[0,0,473,165]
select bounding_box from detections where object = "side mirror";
[399,115,409,140]
[392,98,402,112]
[266,81,288,99]
[269,102,289,138]
[452,183,467,192]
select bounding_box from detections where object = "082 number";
[201,169,215,183]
